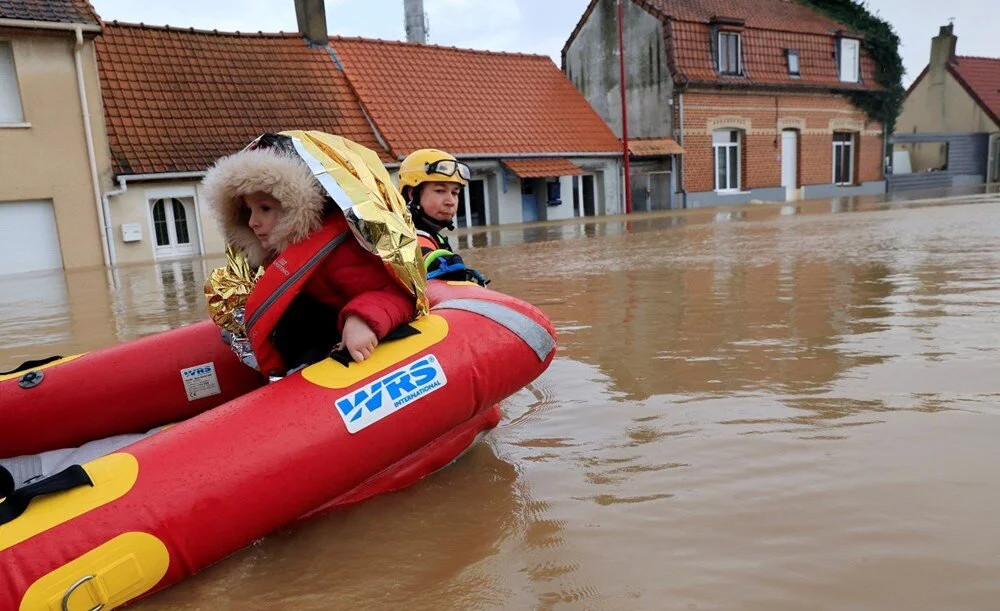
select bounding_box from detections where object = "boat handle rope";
[0,354,63,376]
[0,464,94,526]
[62,574,104,611]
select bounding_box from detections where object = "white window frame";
[718,31,742,76]
[713,129,741,193]
[838,38,860,83]
[0,40,26,125]
[832,132,855,186]
[144,185,206,259]
[786,49,800,76]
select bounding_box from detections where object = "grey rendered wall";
[564,0,673,139]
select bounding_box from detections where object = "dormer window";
[786,49,800,76]
[838,38,859,82]
[718,31,742,75]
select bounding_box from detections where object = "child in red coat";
[202,145,414,373]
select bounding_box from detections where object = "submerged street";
[3,197,1000,610]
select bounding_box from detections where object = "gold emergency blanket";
[280,130,429,317]
[205,246,263,334]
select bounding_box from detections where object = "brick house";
[92,19,622,266]
[563,0,887,209]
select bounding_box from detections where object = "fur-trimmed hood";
[201,147,327,267]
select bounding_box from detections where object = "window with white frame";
[0,41,25,123]
[838,38,860,83]
[718,31,742,76]
[832,132,855,185]
[713,129,741,192]
[786,49,800,76]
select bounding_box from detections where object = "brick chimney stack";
[404,0,426,44]
[295,0,328,47]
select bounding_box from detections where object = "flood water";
[3,196,1000,610]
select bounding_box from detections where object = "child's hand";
[341,315,378,362]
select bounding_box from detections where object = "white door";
[781,130,798,201]
[150,198,197,259]
[0,200,63,275]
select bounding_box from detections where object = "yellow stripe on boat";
[19,531,169,611]
[0,453,139,552]
[303,314,448,389]
[0,354,86,382]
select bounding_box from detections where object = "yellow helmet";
[398,148,470,189]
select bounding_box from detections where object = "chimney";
[404,0,427,44]
[295,0,328,47]
[929,24,957,72]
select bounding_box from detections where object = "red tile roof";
[96,22,391,176]
[564,0,880,91]
[948,56,1000,127]
[0,0,100,26]
[502,158,583,178]
[640,0,847,35]
[629,138,684,156]
[670,20,877,89]
[331,37,622,158]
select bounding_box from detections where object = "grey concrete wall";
[564,0,673,139]
[803,181,886,199]
[687,182,884,208]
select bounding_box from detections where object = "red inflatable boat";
[0,280,555,611]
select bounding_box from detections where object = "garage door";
[0,200,63,275]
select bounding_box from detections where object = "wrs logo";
[335,355,447,433]
[182,365,213,378]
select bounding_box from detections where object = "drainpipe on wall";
[677,91,686,208]
[73,25,110,268]
[101,176,128,266]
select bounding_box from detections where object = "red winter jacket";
[202,145,418,375]
[244,214,414,375]
[304,214,414,338]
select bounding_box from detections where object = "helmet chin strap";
[421,207,455,231]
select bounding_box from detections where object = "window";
[832,132,855,185]
[172,199,190,244]
[0,41,25,123]
[786,49,800,76]
[150,197,197,259]
[839,38,859,83]
[713,130,741,192]
[152,199,170,246]
[718,32,741,75]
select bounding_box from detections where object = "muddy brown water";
[2,198,999,610]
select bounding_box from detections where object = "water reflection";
[0,269,71,354]
[3,199,1000,610]
[133,440,543,611]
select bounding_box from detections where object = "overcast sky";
[88,0,996,87]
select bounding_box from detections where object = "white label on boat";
[335,355,447,434]
[180,362,222,401]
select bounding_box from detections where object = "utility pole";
[617,0,633,214]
